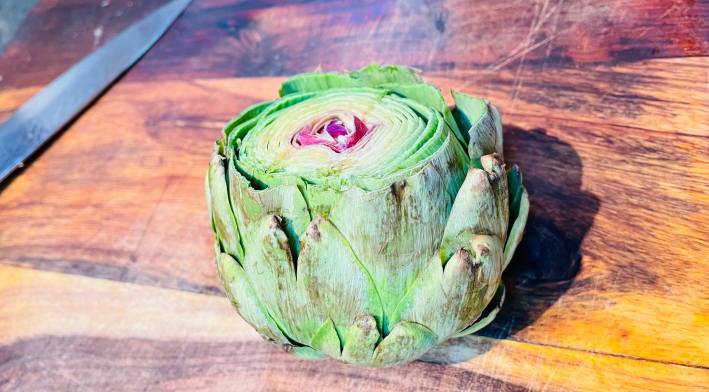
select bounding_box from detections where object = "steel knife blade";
[0,0,193,183]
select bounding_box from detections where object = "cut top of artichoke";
[235,87,454,191]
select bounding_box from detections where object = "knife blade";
[0,0,193,183]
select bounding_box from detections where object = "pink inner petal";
[296,116,371,152]
[298,132,329,146]
[347,116,369,148]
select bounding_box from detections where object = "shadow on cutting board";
[422,125,600,364]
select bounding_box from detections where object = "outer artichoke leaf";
[371,321,437,368]
[310,318,342,359]
[206,145,215,209]
[345,64,423,86]
[451,90,503,161]
[388,254,446,333]
[490,104,504,160]
[383,83,466,144]
[239,215,323,344]
[235,158,308,191]
[302,184,343,220]
[507,164,523,231]
[341,315,380,365]
[227,161,264,229]
[279,72,366,97]
[229,161,266,228]
[291,346,327,360]
[504,186,529,270]
[208,143,244,260]
[297,215,384,338]
[450,90,485,133]
[216,252,290,347]
[470,235,505,305]
[255,184,310,258]
[226,116,259,161]
[431,133,471,199]
[452,282,505,338]
[328,162,452,334]
[389,248,483,342]
[437,246,487,335]
[205,171,216,234]
[213,239,221,261]
[481,153,509,244]
[228,161,310,258]
[440,167,501,262]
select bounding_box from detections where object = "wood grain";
[428,57,709,136]
[0,0,169,89]
[1,60,708,370]
[2,265,707,392]
[487,117,709,359]
[2,0,708,90]
[2,0,709,389]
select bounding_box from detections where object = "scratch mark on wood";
[455,26,573,89]
[131,175,173,256]
[540,362,559,391]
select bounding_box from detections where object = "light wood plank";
[2,265,707,392]
[0,266,244,345]
[427,57,709,136]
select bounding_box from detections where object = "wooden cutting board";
[1,0,708,391]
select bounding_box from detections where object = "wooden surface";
[1,0,708,391]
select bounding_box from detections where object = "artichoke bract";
[206,64,529,367]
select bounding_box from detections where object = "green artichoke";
[206,64,529,367]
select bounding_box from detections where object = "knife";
[0,0,193,183]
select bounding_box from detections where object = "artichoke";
[206,64,529,367]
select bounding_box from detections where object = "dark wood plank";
[2,266,707,392]
[0,0,170,90]
[2,0,708,91]
[130,0,709,81]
